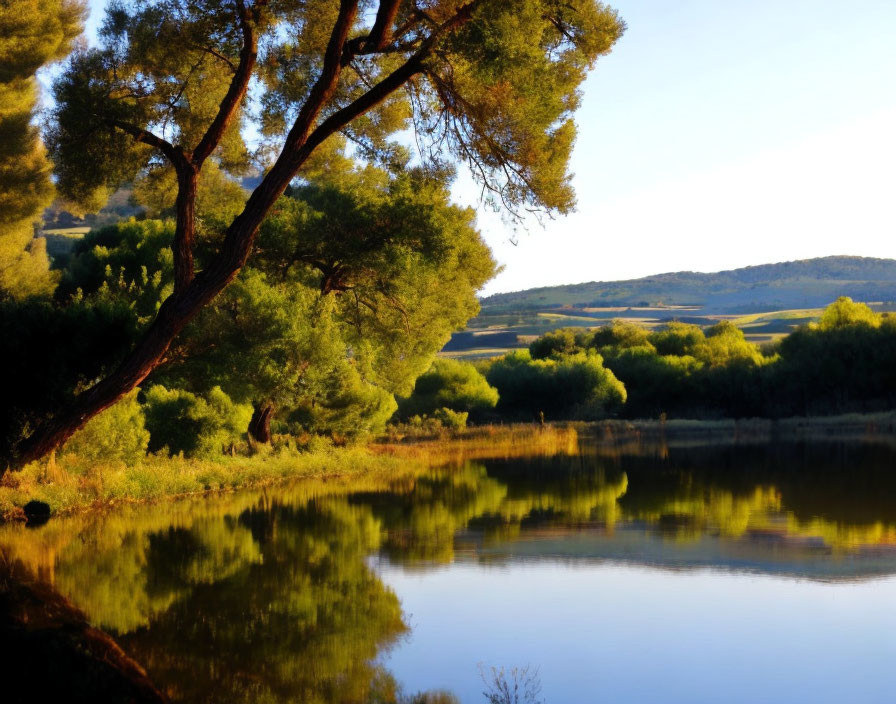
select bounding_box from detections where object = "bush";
[142,385,252,458]
[289,360,398,441]
[432,407,468,429]
[528,328,579,359]
[486,350,626,421]
[398,358,498,419]
[61,389,149,464]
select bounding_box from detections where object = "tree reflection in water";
[3,437,896,701]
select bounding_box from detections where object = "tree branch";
[366,0,402,51]
[191,0,260,166]
[302,1,482,163]
[289,0,360,146]
[107,120,188,170]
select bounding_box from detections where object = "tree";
[528,328,579,359]
[589,319,652,352]
[9,0,624,466]
[817,296,880,331]
[53,159,495,445]
[0,0,83,298]
[150,159,495,442]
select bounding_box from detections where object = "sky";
[83,0,896,295]
[461,0,896,294]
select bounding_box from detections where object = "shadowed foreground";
[0,559,168,703]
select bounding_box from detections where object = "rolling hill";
[443,256,896,358]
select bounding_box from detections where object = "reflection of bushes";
[6,438,896,700]
[121,500,408,703]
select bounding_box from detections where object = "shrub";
[289,361,398,441]
[528,328,579,359]
[61,389,149,464]
[818,296,880,330]
[432,407,468,429]
[398,358,498,419]
[486,350,626,421]
[142,385,252,458]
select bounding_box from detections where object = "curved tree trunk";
[248,402,274,444]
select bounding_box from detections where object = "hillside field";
[442,256,896,358]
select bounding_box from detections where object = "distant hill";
[481,256,896,314]
[442,256,896,358]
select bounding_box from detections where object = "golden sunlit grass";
[40,227,90,237]
[0,444,417,521]
[0,425,579,520]
[5,413,896,522]
[374,424,580,464]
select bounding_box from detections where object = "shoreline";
[3,413,896,523]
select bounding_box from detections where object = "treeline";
[397,298,896,424]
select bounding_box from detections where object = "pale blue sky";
[468,0,896,293]
[84,0,896,294]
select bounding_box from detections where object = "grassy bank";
[0,444,415,521]
[0,425,580,521]
[375,424,580,462]
[5,414,895,522]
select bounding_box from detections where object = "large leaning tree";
[11,0,624,466]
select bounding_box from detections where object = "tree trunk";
[248,402,274,444]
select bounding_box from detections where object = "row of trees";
[398,297,896,423]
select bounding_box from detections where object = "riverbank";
[0,444,411,522]
[4,414,895,522]
[0,425,579,521]
[585,411,896,444]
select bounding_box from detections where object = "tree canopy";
[0,0,83,299]
[6,0,625,466]
[25,157,496,450]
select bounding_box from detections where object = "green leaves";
[397,358,498,419]
[424,0,625,214]
[47,0,624,219]
[143,385,252,457]
[0,0,83,299]
[487,349,626,420]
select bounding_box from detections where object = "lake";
[2,431,896,702]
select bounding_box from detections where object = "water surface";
[2,434,896,702]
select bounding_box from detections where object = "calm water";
[3,435,896,702]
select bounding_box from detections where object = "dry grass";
[374,424,580,464]
[0,444,416,521]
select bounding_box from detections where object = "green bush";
[142,385,252,458]
[61,389,149,464]
[289,359,398,441]
[398,358,498,419]
[432,407,468,429]
[528,328,580,359]
[486,350,626,421]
